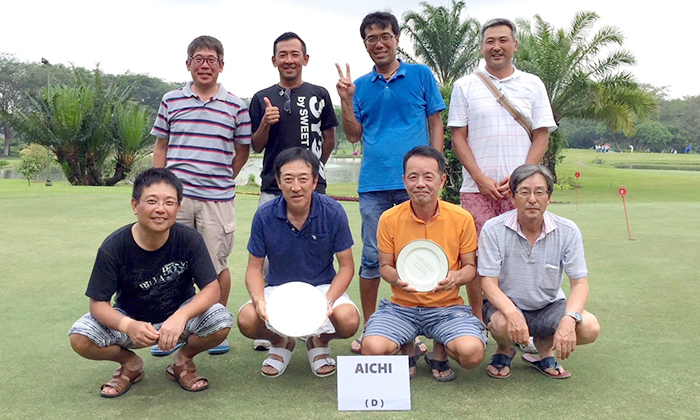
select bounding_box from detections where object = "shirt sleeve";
[320,88,339,131]
[376,212,395,256]
[459,212,478,255]
[85,244,119,302]
[446,81,468,128]
[562,224,588,280]
[531,78,557,132]
[249,93,263,134]
[234,100,252,145]
[422,66,446,116]
[247,210,267,259]
[477,222,503,278]
[189,233,218,290]
[332,204,354,253]
[150,98,170,138]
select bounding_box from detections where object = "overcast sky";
[3,0,696,103]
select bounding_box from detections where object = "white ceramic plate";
[266,282,328,337]
[396,239,449,292]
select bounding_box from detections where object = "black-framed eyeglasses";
[188,55,221,66]
[364,33,397,46]
[283,88,291,114]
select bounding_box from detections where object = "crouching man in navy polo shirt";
[237,148,360,378]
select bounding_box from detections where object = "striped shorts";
[68,300,233,348]
[363,299,486,347]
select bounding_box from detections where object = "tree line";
[1,1,696,190]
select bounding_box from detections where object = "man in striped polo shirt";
[151,35,251,356]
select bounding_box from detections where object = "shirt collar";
[272,192,320,221]
[183,81,226,100]
[370,58,406,82]
[482,65,521,82]
[409,199,442,224]
[505,210,557,241]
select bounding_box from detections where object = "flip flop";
[166,360,209,392]
[350,337,362,354]
[486,348,517,379]
[100,366,144,398]
[424,352,456,382]
[521,353,571,379]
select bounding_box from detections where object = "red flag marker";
[619,187,632,240]
[575,173,580,210]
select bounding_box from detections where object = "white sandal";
[261,339,295,378]
[306,339,336,378]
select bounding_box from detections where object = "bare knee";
[236,304,260,339]
[577,312,600,345]
[361,336,398,355]
[331,305,360,338]
[70,333,96,357]
[448,338,485,369]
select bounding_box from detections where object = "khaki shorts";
[177,197,236,274]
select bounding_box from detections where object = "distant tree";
[631,120,671,152]
[515,11,658,179]
[17,143,49,185]
[0,67,153,186]
[400,0,481,202]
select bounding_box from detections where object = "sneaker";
[208,338,230,355]
[516,337,537,354]
[253,339,271,351]
[151,342,183,357]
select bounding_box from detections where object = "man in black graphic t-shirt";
[69,168,233,397]
[250,32,338,202]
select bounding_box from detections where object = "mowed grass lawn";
[1,149,698,419]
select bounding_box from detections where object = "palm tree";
[401,0,481,87]
[400,0,481,202]
[0,68,152,185]
[515,11,658,179]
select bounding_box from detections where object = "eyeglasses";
[142,199,179,208]
[188,55,221,66]
[515,189,549,198]
[283,88,291,114]
[364,33,397,46]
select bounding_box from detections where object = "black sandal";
[424,352,456,382]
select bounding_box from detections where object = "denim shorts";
[364,299,486,347]
[358,189,409,279]
[483,299,566,338]
[69,301,233,348]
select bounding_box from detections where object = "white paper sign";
[337,355,411,411]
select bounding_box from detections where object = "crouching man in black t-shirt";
[69,168,233,397]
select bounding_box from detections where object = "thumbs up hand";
[263,97,280,126]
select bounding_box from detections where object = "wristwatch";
[564,311,583,323]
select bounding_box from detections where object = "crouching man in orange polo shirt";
[361,146,485,382]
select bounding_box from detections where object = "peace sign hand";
[335,63,355,100]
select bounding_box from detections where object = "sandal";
[306,337,336,377]
[166,360,209,392]
[100,366,144,398]
[487,348,517,379]
[521,353,571,379]
[261,338,295,378]
[424,352,456,382]
[350,337,362,354]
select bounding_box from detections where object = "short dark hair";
[403,146,446,175]
[132,168,183,203]
[481,18,517,43]
[273,32,307,56]
[360,11,400,39]
[273,147,320,180]
[187,35,224,61]
[509,164,554,196]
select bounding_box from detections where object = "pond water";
[612,163,700,171]
[1,157,363,184]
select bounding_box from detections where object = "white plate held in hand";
[396,240,449,292]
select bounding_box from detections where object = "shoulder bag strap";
[474,71,533,141]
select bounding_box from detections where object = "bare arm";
[158,280,220,351]
[335,63,362,143]
[321,127,336,164]
[427,111,444,153]
[433,250,476,293]
[324,248,354,316]
[481,275,529,345]
[379,250,417,293]
[525,127,550,164]
[89,299,159,347]
[232,142,250,180]
[153,137,169,167]
[451,126,504,201]
[553,277,589,359]
[244,254,268,321]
